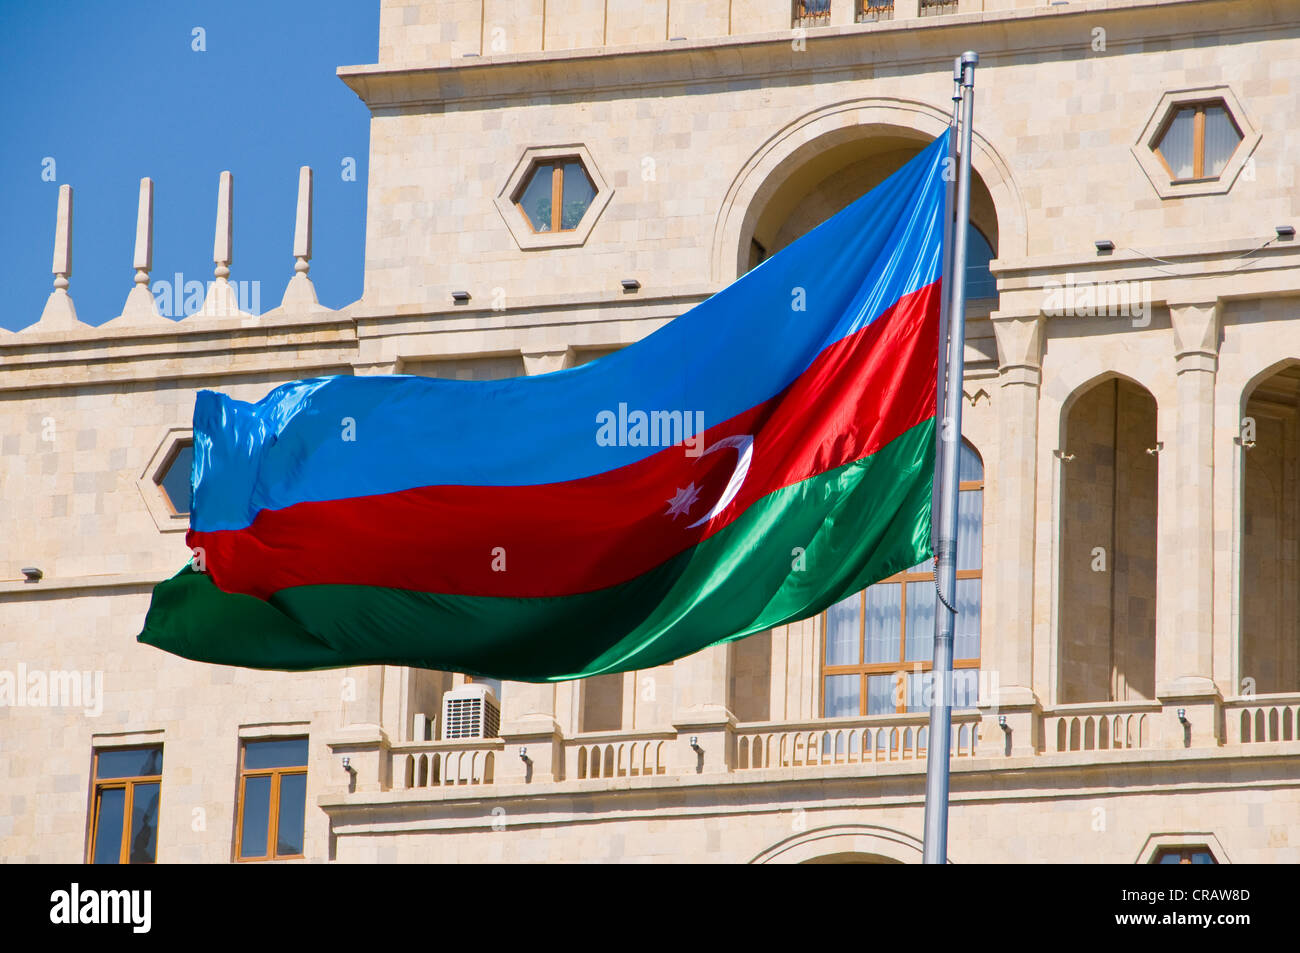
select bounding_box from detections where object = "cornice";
[336,0,1280,111]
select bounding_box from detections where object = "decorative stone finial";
[108,177,166,326]
[279,165,322,312]
[33,184,85,330]
[198,170,248,318]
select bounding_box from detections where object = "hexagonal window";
[514,158,597,233]
[1134,87,1258,199]
[157,441,193,516]
[1153,100,1242,182]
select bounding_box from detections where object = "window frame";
[87,745,163,864]
[235,736,308,863]
[156,438,194,517]
[513,158,595,234]
[820,448,983,717]
[1152,99,1242,184]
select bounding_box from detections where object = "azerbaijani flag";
[138,132,949,681]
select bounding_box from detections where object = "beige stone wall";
[6,0,1300,863]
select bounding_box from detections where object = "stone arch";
[1056,374,1161,704]
[709,97,1028,284]
[1237,359,1300,693]
[750,824,932,864]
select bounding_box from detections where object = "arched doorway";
[1058,377,1159,703]
[1241,363,1300,693]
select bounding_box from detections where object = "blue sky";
[0,1,377,331]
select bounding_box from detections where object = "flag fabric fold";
[139,131,949,681]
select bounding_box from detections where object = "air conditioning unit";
[441,684,501,740]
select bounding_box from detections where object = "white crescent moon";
[686,434,754,529]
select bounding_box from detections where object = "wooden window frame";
[820,462,983,716]
[87,746,163,864]
[1152,99,1242,184]
[513,158,593,234]
[235,737,308,863]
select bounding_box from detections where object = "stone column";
[671,643,735,774]
[498,681,564,782]
[326,666,390,794]
[980,312,1045,755]
[1156,299,1223,746]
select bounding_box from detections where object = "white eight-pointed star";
[664,483,701,519]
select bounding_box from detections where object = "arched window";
[965,223,998,302]
[821,441,983,716]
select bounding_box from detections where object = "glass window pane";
[128,781,160,863]
[825,593,860,665]
[97,746,163,779]
[953,669,980,710]
[244,738,309,770]
[275,773,307,856]
[1202,105,1240,176]
[1157,851,1182,864]
[160,444,193,515]
[866,674,896,715]
[560,161,595,230]
[956,489,982,570]
[823,674,859,718]
[958,442,983,483]
[1157,107,1195,178]
[1191,850,1215,865]
[864,583,901,664]
[905,671,933,713]
[965,224,997,302]
[517,164,554,231]
[904,581,935,662]
[954,578,981,659]
[92,787,126,864]
[239,775,272,859]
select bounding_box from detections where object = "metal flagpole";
[922,50,978,866]
[931,61,961,558]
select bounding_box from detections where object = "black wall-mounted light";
[1095,239,1115,253]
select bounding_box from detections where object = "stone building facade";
[3,0,1300,863]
